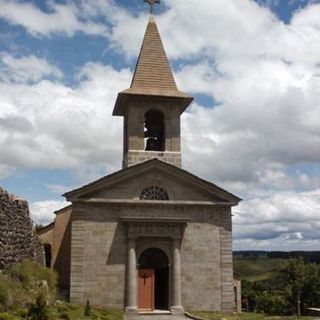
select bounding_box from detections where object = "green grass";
[0,304,123,320]
[233,258,286,282]
[190,311,318,320]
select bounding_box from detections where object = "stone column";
[171,238,183,313]
[126,238,138,313]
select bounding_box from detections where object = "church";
[38,2,241,314]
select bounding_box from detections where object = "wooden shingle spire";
[113,16,192,116]
[130,16,178,93]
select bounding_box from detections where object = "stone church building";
[38,12,241,314]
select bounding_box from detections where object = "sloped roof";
[130,16,178,93]
[113,17,193,116]
[63,158,241,205]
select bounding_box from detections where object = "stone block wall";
[70,203,234,311]
[125,151,182,168]
[0,187,42,270]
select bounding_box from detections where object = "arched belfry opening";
[144,110,165,151]
[138,248,169,311]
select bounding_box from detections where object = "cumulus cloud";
[30,200,69,225]
[0,61,131,180]
[233,189,320,249]
[0,0,320,249]
[0,0,109,37]
[0,53,63,83]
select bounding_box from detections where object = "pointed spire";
[113,17,193,116]
[130,16,178,93]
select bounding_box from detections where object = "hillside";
[233,251,320,282]
[233,257,286,281]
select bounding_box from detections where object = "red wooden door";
[138,269,154,311]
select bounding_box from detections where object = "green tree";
[282,257,305,316]
[302,263,320,310]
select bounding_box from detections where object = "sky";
[0,0,320,251]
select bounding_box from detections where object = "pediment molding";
[64,159,241,205]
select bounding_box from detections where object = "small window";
[140,186,169,200]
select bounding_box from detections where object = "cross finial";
[144,0,160,15]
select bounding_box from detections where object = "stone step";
[124,312,189,320]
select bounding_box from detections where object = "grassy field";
[233,257,286,282]
[0,303,123,320]
[190,311,319,320]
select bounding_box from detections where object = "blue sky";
[0,0,320,250]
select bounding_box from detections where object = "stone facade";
[70,204,232,310]
[0,187,42,270]
[64,159,239,312]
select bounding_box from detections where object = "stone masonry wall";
[125,151,182,168]
[0,187,42,270]
[70,203,234,311]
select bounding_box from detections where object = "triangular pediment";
[64,159,241,205]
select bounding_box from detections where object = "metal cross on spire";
[144,0,160,15]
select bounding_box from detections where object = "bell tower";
[113,13,193,168]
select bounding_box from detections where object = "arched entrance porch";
[138,248,169,311]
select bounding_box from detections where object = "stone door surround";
[120,217,189,314]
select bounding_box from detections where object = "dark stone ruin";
[0,187,42,271]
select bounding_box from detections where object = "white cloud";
[0,53,63,83]
[30,200,68,225]
[108,0,320,67]
[1,0,320,250]
[0,0,109,37]
[233,189,320,250]
[0,62,131,179]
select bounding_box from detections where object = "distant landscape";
[233,251,320,315]
[234,251,320,281]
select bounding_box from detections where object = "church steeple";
[130,16,178,95]
[113,13,193,168]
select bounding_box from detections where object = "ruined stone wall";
[0,187,42,270]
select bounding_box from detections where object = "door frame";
[137,245,171,311]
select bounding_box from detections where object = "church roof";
[63,158,241,205]
[113,17,193,116]
[130,16,178,93]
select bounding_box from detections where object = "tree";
[302,263,320,310]
[282,257,305,316]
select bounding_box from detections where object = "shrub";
[0,313,16,320]
[67,304,77,311]
[27,292,50,320]
[84,300,91,317]
[16,309,27,318]
[0,275,14,311]
[256,291,292,315]
[6,259,57,309]
[59,312,70,320]
[57,304,69,313]
[9,260,57,293]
